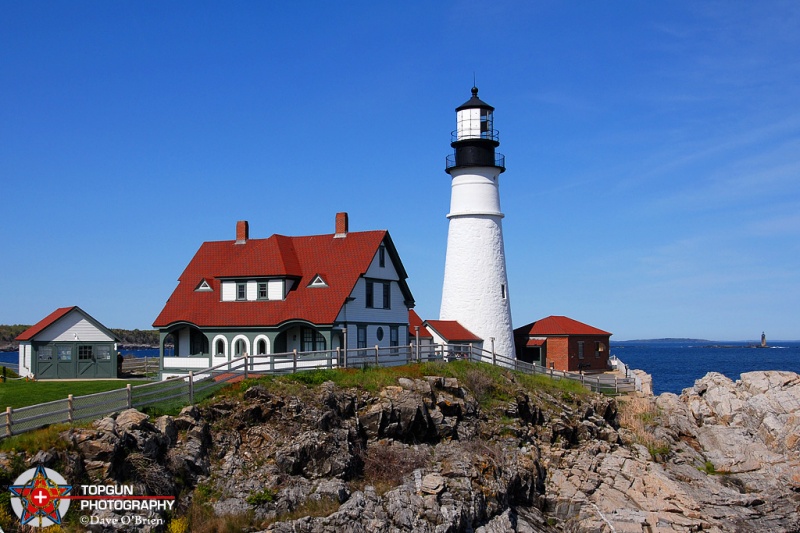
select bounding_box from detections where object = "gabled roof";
[514,316,611,337]
[16,306,120,342]
[153,228,414,329]
[408,310,433,339]
[424,320,481,343]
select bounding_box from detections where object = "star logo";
[9,465,72,528]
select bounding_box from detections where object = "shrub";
[699,460,716,475]
[167,516,189,533]
[355,442,430,493]
[246,487,276,506]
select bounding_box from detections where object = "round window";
[376,327,384,341]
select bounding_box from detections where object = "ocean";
[611,340,800,395]
[2,343,799,396]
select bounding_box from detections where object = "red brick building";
[514,316,611,372]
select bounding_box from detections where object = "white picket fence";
[2,343,635,439]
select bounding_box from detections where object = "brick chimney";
[334,212,349,238]
[236,220,249,244]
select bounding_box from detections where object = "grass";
[0,422,79,453]
[617,396,671,461]
[213,360,592,414]
[0,379,138,410]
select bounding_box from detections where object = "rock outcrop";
[2,368,799,532]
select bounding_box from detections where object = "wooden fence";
[2,343,635,438]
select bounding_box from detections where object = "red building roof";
[515,316,611,337]
[424,320,481,342]
[16,307,78,341]
[408,309,433,339]
[153,226,413,329]
[16,306,120,342]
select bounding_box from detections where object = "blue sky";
[2,1,799,341]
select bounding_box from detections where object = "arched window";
[256,339,267,355]
[215,339,225,355]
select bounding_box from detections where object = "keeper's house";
[152,213,415,375]
[514,315,611,372]
[16,306,121,379]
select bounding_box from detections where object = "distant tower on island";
[440,86,515,359]
[761,331,767,348]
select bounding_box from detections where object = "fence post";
[374,345,379,366]
[5,406,11,437]
[293,350,297,374]
[126,384,132,409]
[244,354,249,380]
[614,377,618,394]
[331,348,336,369]
[414,326,420,363]
[189,372,195,404]
[67,394,74,423]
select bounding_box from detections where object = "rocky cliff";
[1,364,798,532]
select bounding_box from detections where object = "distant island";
[0,325,159,351]
[613,338,712,344]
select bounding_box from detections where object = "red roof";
[525,338,546,347]
[424,320,481,342]
[16,307,78,341]
[514,316,611,337]
[153,229,412,329]
[408,310,433,339]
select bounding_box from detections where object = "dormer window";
[221,279,287,301]
[379,245,386,268]
[195,279,213,292]
[308,275,328,288]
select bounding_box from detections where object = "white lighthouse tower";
[440,86,515,360]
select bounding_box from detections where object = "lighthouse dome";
[456,86,494,112]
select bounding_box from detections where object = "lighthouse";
[440,86,515,360]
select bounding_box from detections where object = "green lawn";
[0,379,142,410]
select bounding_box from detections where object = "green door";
[36,345,57,378]
[94,345,114,378]
[57,345,75,378]
[77,345,96,378]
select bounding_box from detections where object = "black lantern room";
[446,86,506,173]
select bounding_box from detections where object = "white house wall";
[221,282,236,301]
[269,279,283,300]
[35,311,114,342]
[246,281,258,300]
[18,343,32,378]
